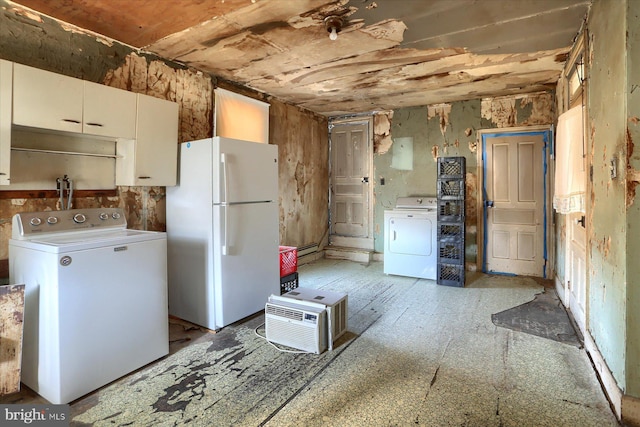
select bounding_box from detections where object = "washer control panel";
[12,208,127,238]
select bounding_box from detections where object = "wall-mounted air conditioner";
[265,296,327,354]
[280,287,348,350]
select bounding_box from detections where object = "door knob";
[577,215,585,227]
[361,177,369,183]
[485,200,494,208]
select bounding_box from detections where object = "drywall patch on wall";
[374,111,393,154]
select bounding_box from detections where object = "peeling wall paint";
[625,0,640,401]
[104,52,214,144]
[626,127,640,207]
[373,111,393,154]
[586,0,628,394]
[373,93,554,265]
[427,103,452,138]
[0,4,329,278]
[519,93,555,125]
[481,98,516,127]
[270,101,329,249]
[481,92,555,129]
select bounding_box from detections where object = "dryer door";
[388,215,433,256]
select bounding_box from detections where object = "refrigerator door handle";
[221,152,229,204]
[222,204,229,256]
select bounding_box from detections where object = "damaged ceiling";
[8,0,590,116]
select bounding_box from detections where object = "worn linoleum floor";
[3,259,619,426]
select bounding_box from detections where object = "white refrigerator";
[166,137,280,330]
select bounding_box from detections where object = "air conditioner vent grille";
[265,304,303,321]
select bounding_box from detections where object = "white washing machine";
[384,197,438,280]
[9,208,168,404]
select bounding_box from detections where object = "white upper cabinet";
[12,63,136,139]
[13,63,84,133]
[3,62,179,188]
[83,81,136,139]
[116,94,179,186]
[0,60,12,185]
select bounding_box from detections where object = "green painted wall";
[373,102,480,260]
[587,0,628,391]
[373,96,554,272]
[626,0,640,397]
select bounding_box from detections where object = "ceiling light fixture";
[324,16,343,41]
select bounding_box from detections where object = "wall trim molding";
[554,274,568,306]
[584,330,622,420]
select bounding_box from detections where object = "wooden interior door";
[483,131,548,277]
[330,122,370,238]
[568,212,587,332]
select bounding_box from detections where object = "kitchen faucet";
[56,175,73,210]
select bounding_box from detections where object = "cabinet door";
[0,60,11,185]
[83,81,136,139]
[13,64,83,133]
[134,94,179,186]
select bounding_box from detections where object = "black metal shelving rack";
[436,156,466,287]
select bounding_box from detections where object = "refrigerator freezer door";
[167,139,216,329]
[213,136,278,204]
[213,201,280,327]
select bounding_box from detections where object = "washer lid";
[395,196,437,209]
[9,229,165,253]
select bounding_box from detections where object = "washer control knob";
[112,212,121,220]
[29,217,42,226]
[47,216,58,225]
[73,213,86,224]
[99,212,109,220]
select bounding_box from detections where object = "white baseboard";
[324,247,371,264]
[584,330,622,420]
[554,274,568,306]
[329,235,374,250]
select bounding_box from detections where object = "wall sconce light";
[324,16,343,41]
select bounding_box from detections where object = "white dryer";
[384,197,438,280]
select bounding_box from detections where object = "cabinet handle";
[61,119,81,124]
[85,122,104,127]
[0,172,6,176]
[138,176,151,179]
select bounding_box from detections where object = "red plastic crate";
[279,246,298,277]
